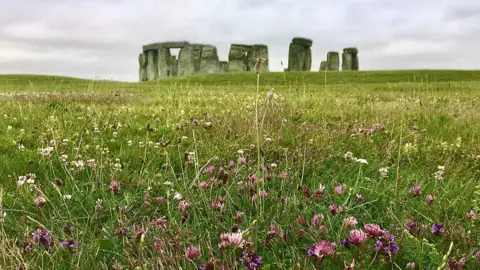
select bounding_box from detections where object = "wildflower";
[364,224,383,238]
[319,225,328,234]
[240,249,263,270]
[334,182,347,195]
[448,257,466,269]
[178,200,190,212]
[34,196,47,207]
[344,259,355,270]
[348,229,367,245]
[210,196,224,210]
[59,239,78,249]
[235,211,244,225]
[435,171,444,182]
[307,240,336,261]
[192,119,199,126]
[64,223,74,234]
[63,195,72,200]
[203,166,215,174]
[410,185,422,197]
[356,194,365,201]
[297,216,305,225]
[467,210,475,220]
[379,167,388,177]
[328,204,339,215]
[311,214,323,226]
[134,225,146,243]
[344,152,354,159]
[375,232,399,259]
[174,192,183,200]
[438,165,445,171]
[32,229,54,250]
[38,147,55,156]
[406,262,415,269]
[199,181,209,190]
[406,221,427,236]
[219,231,244,249]
[185,246,200,260]
[344,217,358,228]
[425,194,435,205]
[356,158,368,164]
[431,223,444,236]
[279,171,288,179]
[109,180,120,194]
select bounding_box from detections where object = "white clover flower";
[437,165,445,171]
[237,149,244,155]
[173,192,183,200]
[63,195,72,200]
[344,152,354,159]
[379,167,389,177]
[356,159,368,164]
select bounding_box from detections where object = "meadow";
[0,70,479,269]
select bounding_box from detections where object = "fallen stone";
[143,41,190,51]
[146,50,159,80]
[219,61,229,72]
[319,61,327,71]
[292,37,313,48]
[138,53,148,81]
[199,45,220,73]
[288,43,306,71]
[177,46,196,76]
[326,51,340,71]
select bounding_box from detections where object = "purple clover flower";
[59,239,78,249]
[239,250,263,270]
[431,223,444,235]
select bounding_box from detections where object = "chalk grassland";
[0,71,479,269]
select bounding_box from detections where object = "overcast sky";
[1,0,479,82]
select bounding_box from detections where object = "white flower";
[379,167,389,177]
[437,165,445,171]
[63,195,72,200]
[237,149,244,155]
[356,158,368,164]
[270,163,277,168]
[163,181,173,186]
[38,147,55,156]
[265,137,272,142]
[344,152,354,159]
[174,192,183,200]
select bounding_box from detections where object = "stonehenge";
[137,39,359,81]
[342,47,359,71]
[228,44,269,72]
[287,37,313,71]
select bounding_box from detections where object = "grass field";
[0,70,479,269]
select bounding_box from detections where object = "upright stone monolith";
[171,56,178,76]
[319,61,327,71]
[177,46,196,76]
[342,48,359,71]
[200,45,220,73]
[288,37,312,71]
[138,53,148,81]
[326,51,340,71]
[157,48,173,78]
[146,50,159,80]
[250,45,269,72]
[288,43,306,71]
[228,44,248,72]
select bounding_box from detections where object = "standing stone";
[304,48,312,71]
[171,56,178,77]
[228,45,248,72]
[178,46,196,76]
[190,44,204,73]
[288,37,312,71]
[199,45,220,73]
[250,45,269,72]
[342,48,359,71]
[219,61,229,72]
[157,48,173,78]
[138,53,148,82]
[319,61,327,71]
[326,51,340,71]
[146,50,159,80]
[288,43,306,71]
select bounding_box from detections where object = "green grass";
[0,70,479,269]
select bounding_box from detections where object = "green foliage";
[401,230,442,269]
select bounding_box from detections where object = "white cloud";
[0,0,479,81]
